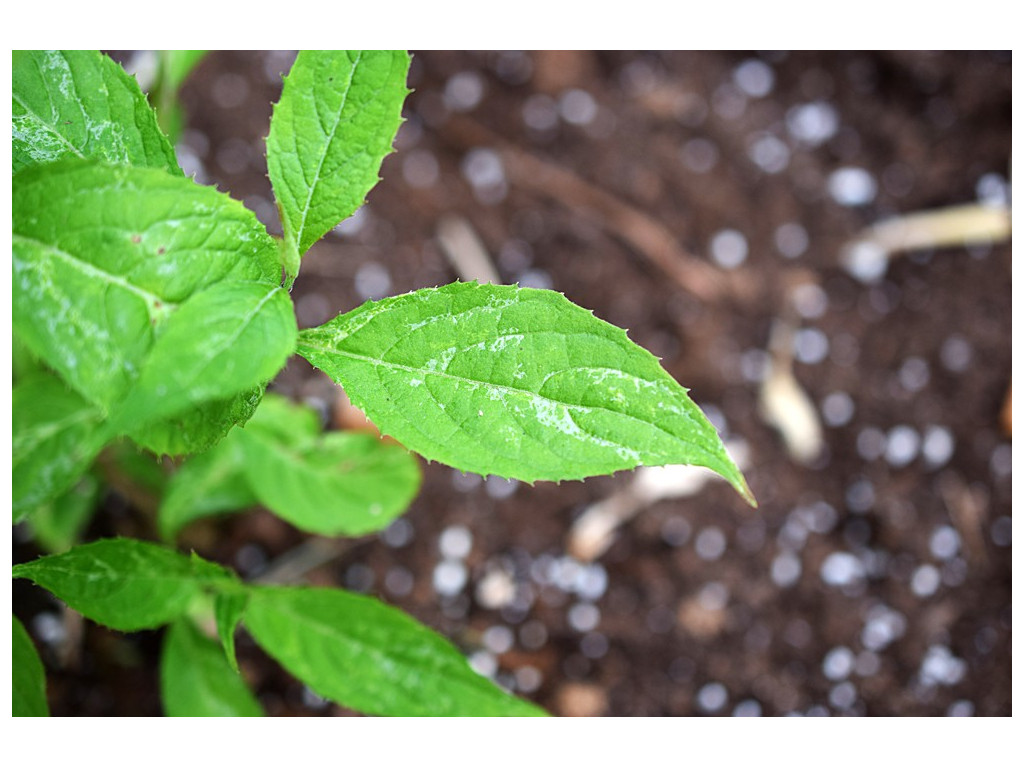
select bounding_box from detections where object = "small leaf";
[112,282,297,435]
[13,160,281,412]
[159,50,207,93]
[298,282,754,503]
[156,393,324,539]
[267,50,410,270]
[243,391,322,445]
[237,428,421,537]
[13,50,181,175]
[13,374,110,521]
[158,433,256,540]
[214,592,249,673]
[161,618,263,717]
[25,473,102,553]
[153,50,208,143]
[13,616,49,717]
[12,539,223,631]
[244,586,546,716]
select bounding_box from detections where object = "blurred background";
[16,51,1011,716]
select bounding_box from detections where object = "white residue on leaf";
[531,397,582,438]
[423,345,457,373]
[488,333,524,353]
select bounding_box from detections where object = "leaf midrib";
[291,51,363,254]
[297,340,709,452]
[12,92,86,160]
[248,594,512,713]
[13,234,178,314]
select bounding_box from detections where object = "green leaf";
[267,50,410,271]
[13,160,281,412]
[214,592,248,673]
[244,586,546,716]
[13,50,181,175]
[160,50,207,92]
[13,374,110,522]
[237,428,421,537]
[298,282,754,503]
[13,334,45,382]
[13,616,49,717]
[25,473,102,553]
[232,394,420,536]
[12,539,224,631]
[158,432,257,540]
[156,392,318,538]
[127,385,264,457]
[243,391,322,445]
[111,282,297,435]
[161,618,263,716]
[153,50,207,143]
[156,393,327,539]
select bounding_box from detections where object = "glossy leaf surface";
[298,282,753,502]
[12,539,227,631]
[267,50,409,273]
[12,50,180,175]
[13,160,280,412]
[244,586,546,716]
[112,281,297,433]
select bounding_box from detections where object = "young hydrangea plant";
[11,50,753,717]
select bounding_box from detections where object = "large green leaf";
[12,374,110,522]
[298,282,754,503]
[24,473,102,553]
[111,282,297,434]
[158,431,257,540]
[12,50,181,175]
[244,586,546,716]
[161,618,263,717]
[13,160,281,412]
[13,616,49,717]
[12,539,230,631]
[267,50,410,276]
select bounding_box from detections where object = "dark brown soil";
[14,50,1012,716]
